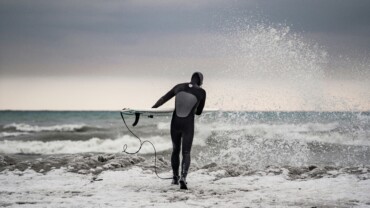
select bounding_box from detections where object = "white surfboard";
[121,107,219,126]
[121,107,219,115]
[121,108,174,116]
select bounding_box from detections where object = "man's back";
[172,83,206,118]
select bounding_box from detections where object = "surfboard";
[121,108,175,116]
[121,107,219,126]
[121,107,219,115]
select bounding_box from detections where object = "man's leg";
[171,127,182,184]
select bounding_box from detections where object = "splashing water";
[195,111,370,169]
[207,20,329,111]
[224,23,326,80]
[193,20,369,168]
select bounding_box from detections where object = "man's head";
[191,72,203,86]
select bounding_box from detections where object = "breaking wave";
[3,123,91,133]
[0,135,172,154]
[0,132,30,138]
[195,121,370,168]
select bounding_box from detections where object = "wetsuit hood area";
[191,72,203,86]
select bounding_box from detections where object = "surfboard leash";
[120,112,172,180]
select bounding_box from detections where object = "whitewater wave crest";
[0,135,172,154]
[3,123,88,133]
[0,132,30,138]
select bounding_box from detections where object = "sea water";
[1,110,369,169]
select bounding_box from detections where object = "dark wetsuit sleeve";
[195,90,206,115]
[152,85,177,108]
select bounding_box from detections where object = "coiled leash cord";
[120,112,172,180]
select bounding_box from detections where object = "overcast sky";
[0,0,369,110]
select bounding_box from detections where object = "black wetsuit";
[152,76,206,178]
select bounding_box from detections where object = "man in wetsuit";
[152,72,206,189]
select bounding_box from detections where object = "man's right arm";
[152,85,177,108]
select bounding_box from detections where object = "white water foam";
[157,122,170,130]
[4,123,87,132]
[195,120,370,168]
[0,135,173,154]
[1,167,369,207]
[0,132,30,138]
[0,122,211,154]
[200,120,370,145]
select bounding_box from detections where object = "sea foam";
[0,135,172,154]
[4,123,87,132]
[0,132,30,138]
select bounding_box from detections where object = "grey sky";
[1,0,370,77]
[0,0,369,110]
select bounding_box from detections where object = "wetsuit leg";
[170,124,182,176]
[181,121,194,177]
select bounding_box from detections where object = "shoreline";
[1,156,369,207]
[1,153,369,179]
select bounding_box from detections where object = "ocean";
[1,110,369,166]
[1,110,370,207]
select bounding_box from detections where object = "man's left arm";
[195,91,206,115]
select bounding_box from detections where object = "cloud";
[0,0,369,78]
[0,0,369,110]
